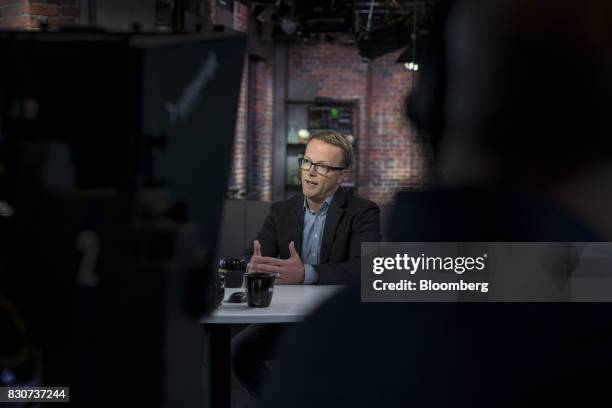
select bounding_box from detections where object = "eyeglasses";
[298,157,345,176]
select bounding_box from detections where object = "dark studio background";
[1,0,612,407]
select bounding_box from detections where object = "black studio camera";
[0,29,245,407]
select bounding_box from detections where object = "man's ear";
[337,169,348,185]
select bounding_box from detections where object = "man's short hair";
[307,130,353,169]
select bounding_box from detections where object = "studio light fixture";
[404,62,419,71]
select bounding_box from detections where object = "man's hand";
[249,241,305,284]
[247,239,266,271]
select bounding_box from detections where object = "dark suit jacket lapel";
[320,188,347,263]
[293,194,305,257]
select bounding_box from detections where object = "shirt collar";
[303,194,334,213]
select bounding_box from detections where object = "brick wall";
[288,42,431,204]
[0,0,79,30]
[207,0,215,25]
[366,48,432,203]
[211,2,430,204]
[225,1,248,195]
[217,1,275,201]
[252,57,274,201]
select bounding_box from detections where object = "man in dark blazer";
[262,1,612,406]
[231,130,381,397]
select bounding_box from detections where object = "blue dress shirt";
[302,195,334,284]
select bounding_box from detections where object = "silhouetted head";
[408,0,612,187]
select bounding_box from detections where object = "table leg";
[202,324,232,408]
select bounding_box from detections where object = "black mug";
[244,272,275,307]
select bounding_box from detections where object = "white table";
[201,285,343,324]
[200,285,344,408]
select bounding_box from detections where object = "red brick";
[30,3,58,16]
[0,14,37,28]
[0,3,29,17]
[59,5,77,17]
[31,0,75,4]
[288,43,429,204]
[46,16,74,28]
[211,0,429,203]
[232,1,248,32]
[252,58,275,201]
